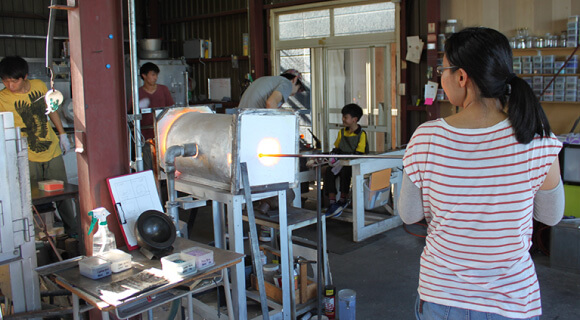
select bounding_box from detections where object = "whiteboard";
[107,170,163,251]
[208,78,231,101]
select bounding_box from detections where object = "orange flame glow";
[257,138,281,166]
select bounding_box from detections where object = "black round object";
[135,210,176,251]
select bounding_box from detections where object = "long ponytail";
[506,75,551,144]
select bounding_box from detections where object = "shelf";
[518,73,580,77]
[438,99,579,105]
[187,56,248,64]
[439,48,579,57]
[541,101,580,105]
[513,47,579,56]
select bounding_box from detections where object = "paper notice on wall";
[405,36,424,64]
[208,78,231,101]
[424,81,439,105]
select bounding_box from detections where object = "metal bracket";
[13,217,32,243]
[127,114,143,122]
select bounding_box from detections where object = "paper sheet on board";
[107,170,163,250]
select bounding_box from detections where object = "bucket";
[338,289,356,320]
[138,38,162,51]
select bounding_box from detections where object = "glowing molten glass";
[257,138,281,166]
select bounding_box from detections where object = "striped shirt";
[402,118,562,319]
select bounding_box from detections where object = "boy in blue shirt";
[324,103,368,217]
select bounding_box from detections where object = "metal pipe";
[184,69,189,106]
[164,143,198,235]
[0,34,68,40]
[45,0,57,70]
[315,164,323,317]
[259,153,404,159]
[127,0,143,172]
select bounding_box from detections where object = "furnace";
[156,107,299,193]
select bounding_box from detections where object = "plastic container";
[79,256,112,279]
[437,34,446,51]
[183,247,214,270]
[99,249,132,273]
[260,250,267,265]
[89,208,117,256]
[263,263,279,284]
[445,19,457,36]
[273,268,299,289]
[338,289,356,320]
[363,180,391,210]
[161,252,197,276]
[38,180,64,191]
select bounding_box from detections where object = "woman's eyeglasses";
[436,66,459,76]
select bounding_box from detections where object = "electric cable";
[403,222,427,238]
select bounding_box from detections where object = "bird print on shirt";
[15,89,52,153]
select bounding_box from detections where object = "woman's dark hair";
[444,27,551,144]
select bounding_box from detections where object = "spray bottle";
[88,207,116,256]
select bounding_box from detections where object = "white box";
[184,39,203,58]
[183,247,214,270]
[79,256,111,279]
[161,252,197,276]
[99,249,132,273]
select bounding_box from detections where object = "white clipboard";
[107,170,163,251]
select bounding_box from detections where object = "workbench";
[337,149,405,242]
[43,237,244,319]
[31,183,79,206]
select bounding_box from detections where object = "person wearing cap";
[238,69,306,109]
[237,69,306,241]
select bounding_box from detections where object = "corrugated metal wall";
[0,0,68,58]
[159,0,249,102]
[0,0,319,102]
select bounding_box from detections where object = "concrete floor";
[183,200,580,320]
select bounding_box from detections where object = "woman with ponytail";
[399,27,564,320]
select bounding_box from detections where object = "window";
[272,1,399,152]
[279,10,330,40]
[334,3,395,36]
[277,2,395,40]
